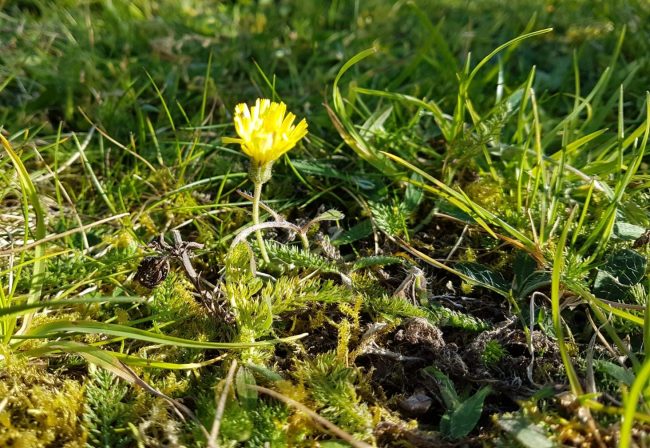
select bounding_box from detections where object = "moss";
[83,367,133,448]
[0,349,87,447]
[292,352,375,442]
[481,340,507,366]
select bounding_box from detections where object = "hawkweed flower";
[223,98,308,183]
[223,98,308,263]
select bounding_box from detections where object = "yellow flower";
[223,98,308,165]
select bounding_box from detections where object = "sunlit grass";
[1,0,649,446]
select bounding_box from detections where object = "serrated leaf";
[351,255,403,272]
[225,242,256,282]
[370,201,408,237]
[265,241,340,273]
[449,386,491,439]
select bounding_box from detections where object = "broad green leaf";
[245,363,284,382]
[403,173,424,214]
[455,262,509,295]
[424,366,459,409]
[594,249,647,300]
[516,271,552,300]
[512,252,537,293]
[594,360,635,386]
[439,410,453,437]
[236,366,258,410]
[332,220,373,246]
[613,221,646,241]
[449,386,492,439]
[496,414,556,448]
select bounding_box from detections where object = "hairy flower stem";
[252,180,270,264]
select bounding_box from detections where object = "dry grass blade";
[207,359,238,448]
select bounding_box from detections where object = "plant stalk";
[252,180,270,264]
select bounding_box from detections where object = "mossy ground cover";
[1,0,649,446]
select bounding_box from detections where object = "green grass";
[1,0,649,446]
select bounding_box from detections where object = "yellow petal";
[225,98,308,165]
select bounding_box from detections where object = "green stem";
[299,232,310,253]
[252,180,270,264]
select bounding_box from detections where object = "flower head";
[223,98,308,165]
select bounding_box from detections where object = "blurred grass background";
[1,0,648,136]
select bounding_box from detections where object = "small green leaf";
[516,271,552,300]
[244,363,284,382]
[424,366,459,409]
[449,386,492,439]
[594,249,647,300]
[311,209,345,223]
[455,262,509,295]
[613,221,646,241]
[236,366,258,410]
[351,255,403,272]
[332,220,373,246]
[318,442,351,448]
[496,414,556,448]
[439,410,453,436]
[403,173,424,214]
[512,252,537,293]
[594,360,635,386]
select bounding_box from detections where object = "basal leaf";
[594,359,635,386]
[455,262,509,295]
[594,249,647,300]
[424,366,459,410]
[449,386,492,439]
[236,366,258,410]
[496,414,556,448]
